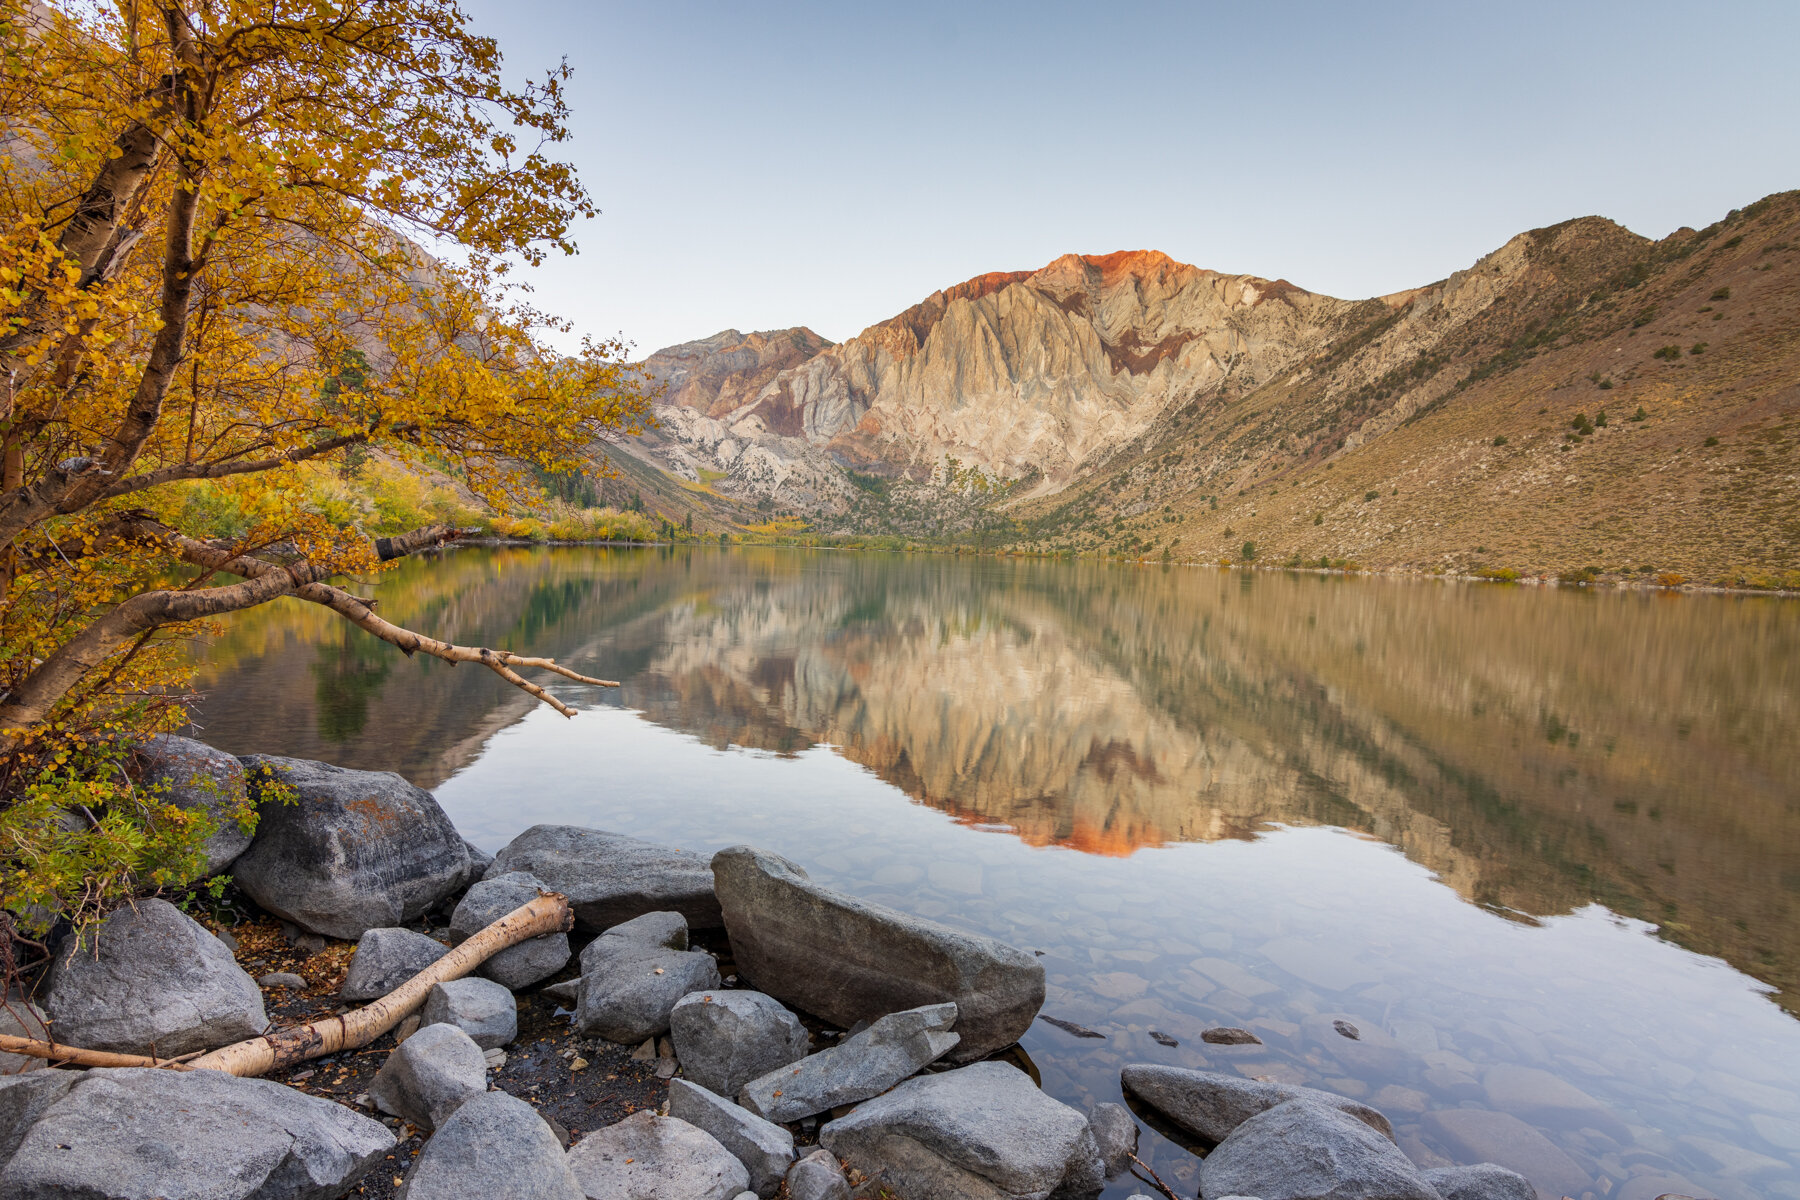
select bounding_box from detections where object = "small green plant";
[1559,565,1600,585]
[1313,512,1323,525]
[1704,436,1719,447]
[1629,406,1648,421]
[1595,410,1607,427]
[1570,413,1595,435]
[1364,490,1379,502]
[1475,567,1520,582]
[1631,307,1658,328]
[1597,378,1613,389]
[1689,342,1707,355]
[1710,286,1731,301]
[1492,435,1508,446]
[1721,235,1743,249]
[1241,540,1257,562]
[1653,345,1681,360]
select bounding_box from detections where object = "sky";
[461,0,1800,358]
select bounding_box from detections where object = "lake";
[187,546,1800,1200]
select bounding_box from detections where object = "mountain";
[612,192,1800,579]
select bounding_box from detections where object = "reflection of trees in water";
[310,627,394,742]
[189,547,1800,1013]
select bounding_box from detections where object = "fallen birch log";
[191,890,572,1077]
[0,1037,197,1070]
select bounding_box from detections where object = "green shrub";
[1475,567,1520,582]
[1653,345,1681,360]
[1598,379,1613,389]
[1364,490,1379,502]
[1704,436,1720,447]
[1709,286,1731,301]
[1240,540,1257,562]
[1313,512,1324,525]
[1493,435,1508,446]
[1689,342,1707,355]
[1629,406,1648,421]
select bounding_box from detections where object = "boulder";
[1088,1102,1138,1177]
[564,1110,749,1200]
[0,1066,393,1200]
[1425,1163,1537,1200]
[1200,1098,1439,1200]
[369,1021,489,1130]
[43,897,267,1057]
[670,989,809,1099]
[740,1002,959,1123]
[463,839,496,876]
[235,755,474,939]
[1420,1109,1592,1200]
[487,825,720,931]
[576,921,720,1044]
[341,927,451,1002]
[137,734,254,876]
[667,1079,796,1198]
[400,1090,583,1200]
[1120,1064,1392,1144]
[450,872,571,990]
[0,1072,77,1160]
[819,1061,1104,1200]
[421,977,517,1049]
[599,910,690,949]
[712,845,1043,1061]
[785,1149,851,1200]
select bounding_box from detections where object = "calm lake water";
[187,547,1800,1200]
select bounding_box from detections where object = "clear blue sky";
[462,0,1800,358]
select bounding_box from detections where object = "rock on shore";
[487,825,721,931]
[712,845,1044,1061]
[136,734,255,877]
[235,756,474,939]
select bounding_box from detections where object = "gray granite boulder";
[599,909,690,949]
[400,1090,582,1200]
[1088,1102,1138,1177]
[341,927,451,1002]
[785,1149,851,1200]
[450,871,571,989]
[1425,1163,1537,1200]
[137,734,254,876]
[370,1021,489,1130]
[43,897,266,1057]
[236,755,474,938]
[820,1060,1104,1200]
[0,1066,393,1200]
[564,1110,749,1200]
[1120,1064,1393,1144]
[463,839,496,876]
[712,845,1042,1061]
[670,989,809,1099]
[487,825,720,931]
[667,1079,795,1198]
[0,1072,77,1160]
[1200,1098,1438,1200]
[576,919,720,1044]
[739,1002,959,1123]
[421,976,517,1048]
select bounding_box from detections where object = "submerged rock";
[1420,1108,1592,1200]
[564,1110,749,1200]
[739,1002,959,1123]
[136,734,255,877]
[1200,1098,1439,1200]
[819,1060,1104,1200]
[450,871,571,990]
[0,1066,393,1200]
[670,989,809,1099]
[1088,1102,1138,1177]
[235,755,473,939]
[487,825,721,931]
[43,897,267,1058]
[1425,1163,1538,1200]
[712,845,1043,1061]
[341,927,451,1002]
[1120,1063,1392,1144]
[400,1090,583,1200]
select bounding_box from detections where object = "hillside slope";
[1012,193,1799,581]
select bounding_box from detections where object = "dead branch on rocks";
[191,891,573,1077]
[0,1037,198,1070]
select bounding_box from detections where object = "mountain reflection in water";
[190,546,1800,1013]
